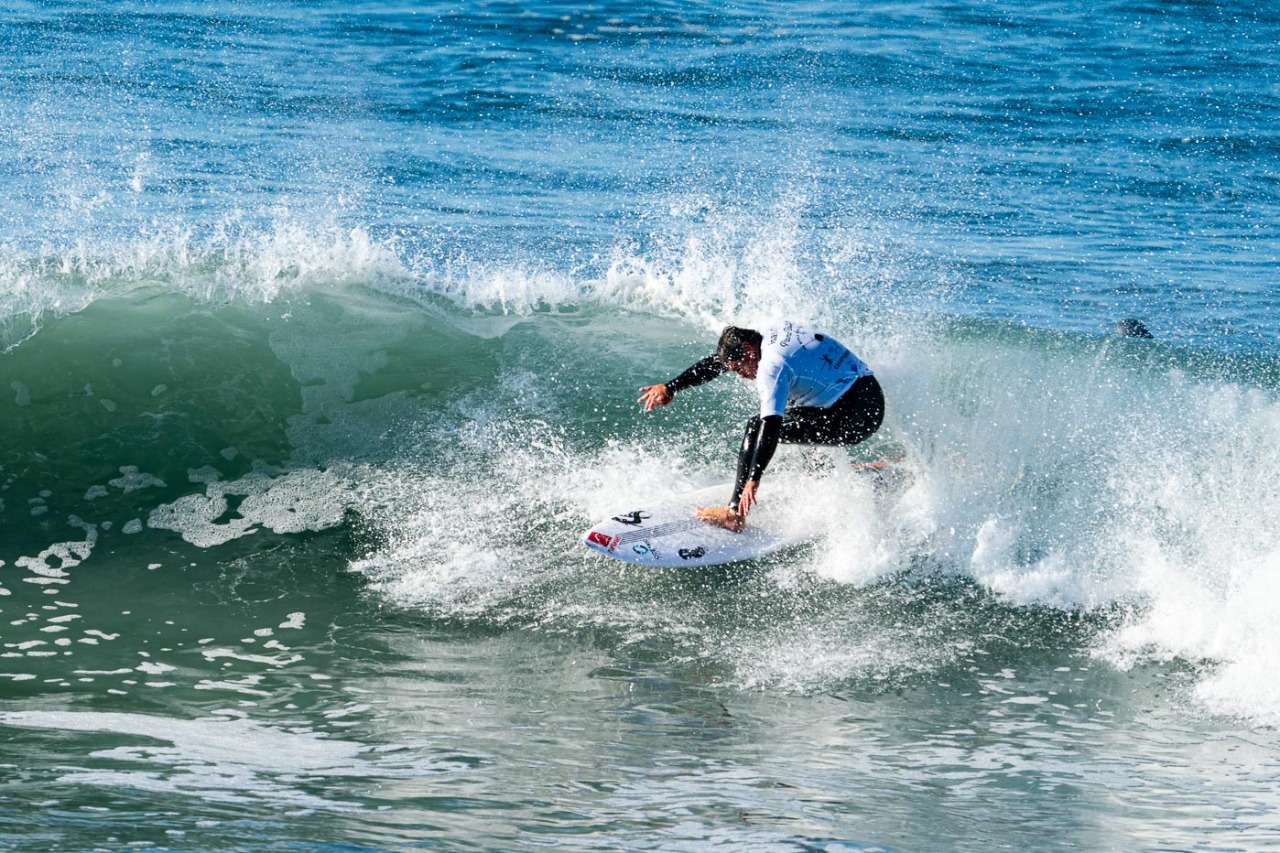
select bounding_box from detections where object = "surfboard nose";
[584,529,618,553]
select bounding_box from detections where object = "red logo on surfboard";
[586,530,617,551]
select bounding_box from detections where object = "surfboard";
[581,483,804,568]
[581,457,908,568]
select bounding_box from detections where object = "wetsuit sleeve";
[748,415,782,481]
[730,414,783,510]
[664,355,724,394]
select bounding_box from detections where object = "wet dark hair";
[716,326,763,362]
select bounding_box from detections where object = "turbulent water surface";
[3,1,1280,850]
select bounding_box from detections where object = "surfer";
[638,322,884,532]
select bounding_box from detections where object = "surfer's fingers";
[637,385,667,410]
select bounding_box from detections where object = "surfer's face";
[724,345,760,380]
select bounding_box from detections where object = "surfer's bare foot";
[696,505,745,533]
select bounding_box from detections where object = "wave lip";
[0,216,410,349]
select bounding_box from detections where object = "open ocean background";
[3,1,1280,850]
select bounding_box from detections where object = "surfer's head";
[717,326,763,379]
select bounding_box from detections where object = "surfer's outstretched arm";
[638,354,725,411]
[667,355,725,392]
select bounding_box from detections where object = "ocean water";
[3,1,1280,849]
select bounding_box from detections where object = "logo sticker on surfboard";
[586,530,618,551]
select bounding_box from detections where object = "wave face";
[3,220,1280,726]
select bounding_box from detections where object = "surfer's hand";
[737,480,759,516]
[638,384,673,411]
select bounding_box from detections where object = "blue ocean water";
[3,1,1280,850]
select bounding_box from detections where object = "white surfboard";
[581,483,804,568]
[581,457,907,568]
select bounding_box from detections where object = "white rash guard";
[755,321,872,417]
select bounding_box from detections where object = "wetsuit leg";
[779,375,885,446]
[728,376,884,511]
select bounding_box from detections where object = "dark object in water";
[1115,318,1154,339]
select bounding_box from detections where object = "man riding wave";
[638,322,884,531]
